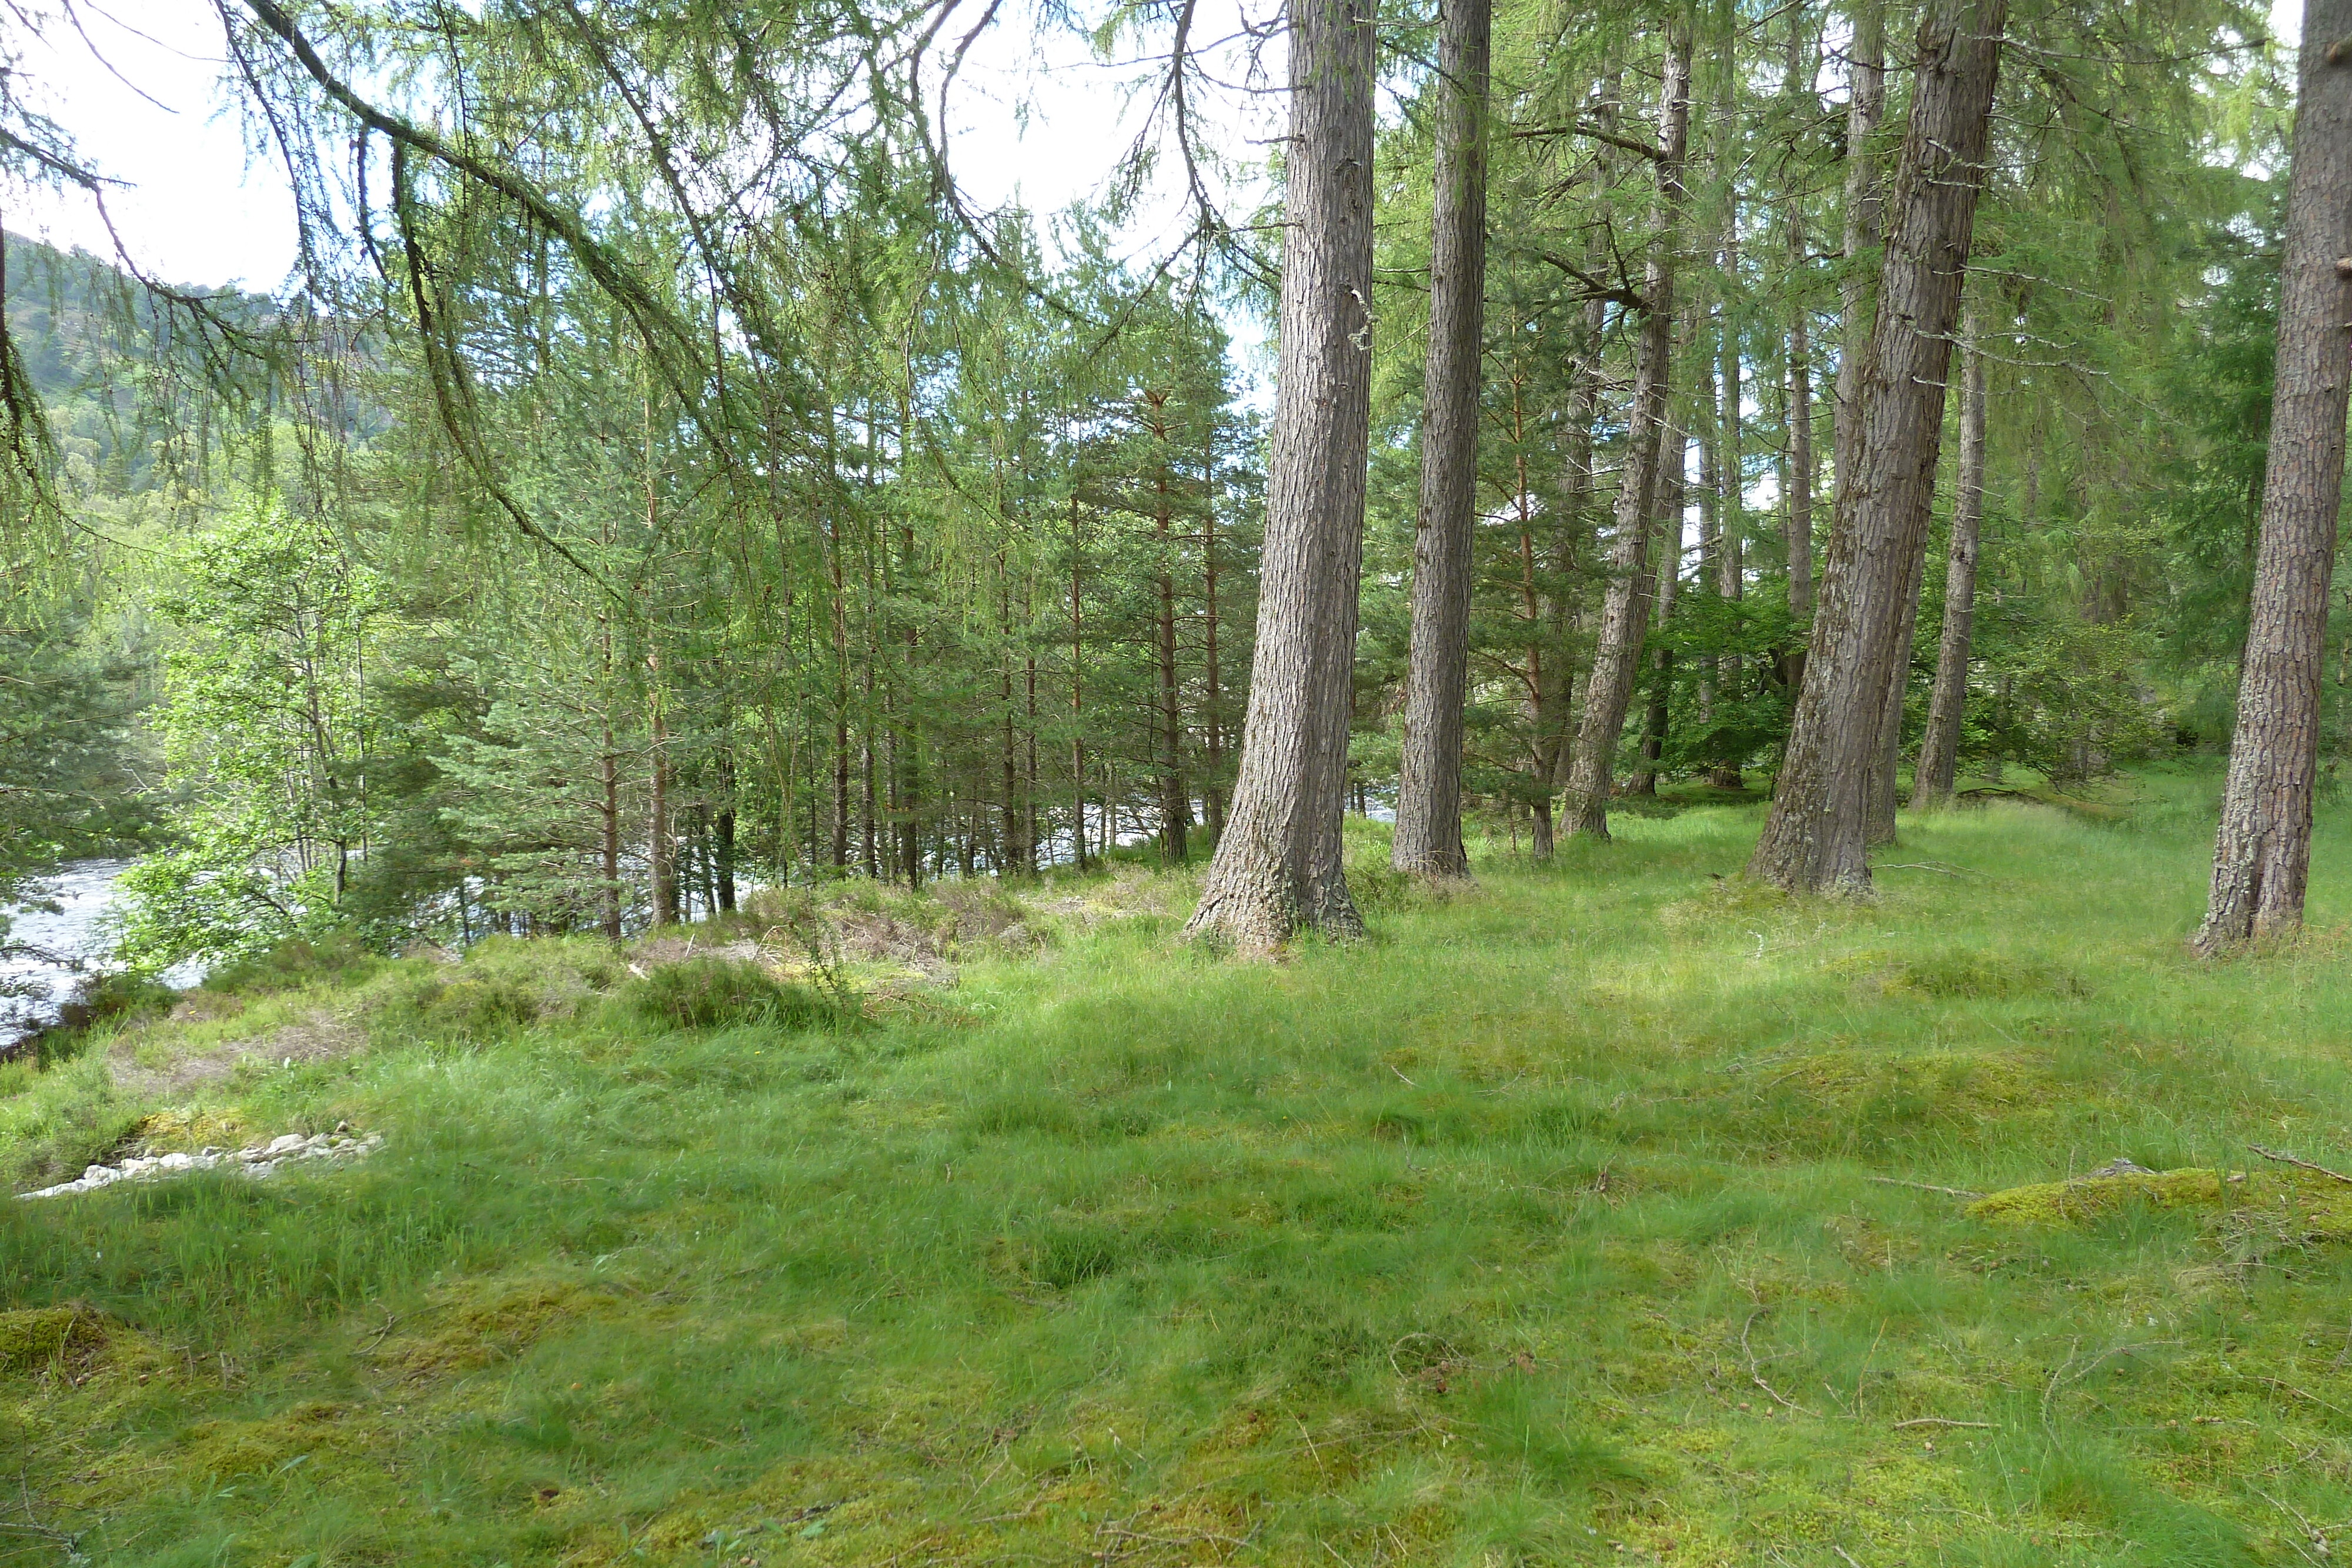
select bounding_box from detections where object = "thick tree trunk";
[1560,23,1693,841]
[1862,538,1926,844]
[1392,0,1492,879]
[1832,0,1885,497]
[1913,307,1987,809]
[2197,9,2352,951]
[1748,0,2009,892]
[1185,0,1377,952]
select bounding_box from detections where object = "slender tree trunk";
[1749,0,2009,892]
[2197,8,2352,951]
[1392,0,1492,878]
[828,525,851,870]
[1631,422,1687,795]
[1561,22,1693,841]
[1068,489,1091,870]
[1532,293,1611,836]
[599,724,622,938]
[1712,268,1746,790]
[598,604,622,940]
[1913,307,1987,809]
[649,651,679,925]
[1202,470,1227,844]
[1025,648,1041,870]
[1783,4,1818,675]
[1833,0,1886,497]
[1153,429,1191,865]
[1185,0,1377,952]
[1696,346,1722,744]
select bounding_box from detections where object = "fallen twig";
[359,1307,398,1352]
[2250,1145,2352,1186]
[1867,1176,1986,1199]
[1740,1308,1822,1417]
[2250,1375,2352,1420]
[1893,1417,1993,1430]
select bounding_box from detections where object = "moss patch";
[0,1305,108,1376]
[1971,1164,2352,1234]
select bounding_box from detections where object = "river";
[1,860,200,1049]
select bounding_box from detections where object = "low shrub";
[203,934,382,998]
[621,957,836,1033]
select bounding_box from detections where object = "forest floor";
[8,761,2352,1567]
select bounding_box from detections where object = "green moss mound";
[1971,1164,2352,1233]
[0,1306,108,1376]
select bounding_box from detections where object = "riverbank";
[5,767,2351,1564]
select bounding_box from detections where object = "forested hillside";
[3,0,2351,1561]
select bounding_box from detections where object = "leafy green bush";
[622,957,834,1033]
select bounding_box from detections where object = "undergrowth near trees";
[4,765,2352,1565]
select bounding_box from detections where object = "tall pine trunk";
[1862,536,1926,844]
[1392,0,1492,878]
[1631,420,1688,795]
[1782,3,1818,680]
[1531,293,1611,838]
[1832,0,1885,496]
[649,651,679,925]
[1560,22,1692,841]
[1068,490,1090,870]
[1711,269,1745,790]
[1913,306,1987,809]
[1185,0,1377,952]
[1152,416,1191,865]
[2196,7,2352,951]
[1748,0,2009,892]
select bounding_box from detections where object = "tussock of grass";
[4,765,2352,1564]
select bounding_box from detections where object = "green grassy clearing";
[8,763,2352,1566]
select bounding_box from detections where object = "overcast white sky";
[5,0,1280,292]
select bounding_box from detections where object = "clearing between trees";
[5,770,2352,1565]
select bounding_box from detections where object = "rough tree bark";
[1912,305,1987,809]
[1149,394,1191,866]
[1832,0,1885,494]
[649,656,679,924]
[1748,0,2009,892]
[1559,21,1692,840]
[1782,2,1818,686]
[2196,7,2352,951]
[1392,0,1492,878]
[1861,529,1926,844]
[1631,420,1688,795]
[1528,294,1609,850]
[1707,49,1746,791]
[1185,0,1377,952]
[1711,269,1746,790]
